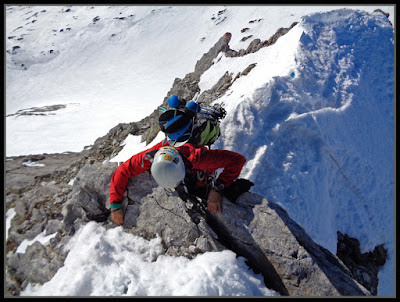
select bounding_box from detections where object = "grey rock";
[7,241,66,292]
[5,150,89,196]
[122,177,370,296]
[71,161,118,204]
[193,32,232,78]
[45,219,63,236]
[208,192,371,296]
[6,193,18,206]
[246,38,261,53]
[24,221,46,240]
[123,183,225,257]
[62,161,118,230]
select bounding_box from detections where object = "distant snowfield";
[6,5,394,297]
[6,5,394,156]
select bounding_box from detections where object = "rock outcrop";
[208,193,371,296]
[61,161,371,296]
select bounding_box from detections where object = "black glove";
[223,178,254,203]
[86,209,111,222]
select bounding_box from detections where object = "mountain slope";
[5,5,394,156]
[5,5,394,297]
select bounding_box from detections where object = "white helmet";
[151,146,186,188]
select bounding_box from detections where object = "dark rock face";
[336,232,387,295]
[6,104,67,117]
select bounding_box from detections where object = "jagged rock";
[71,160,117,209]
[6,105,67,118]
[246,38,261,53]
[7,181,67,245]
[7,241,67,293]
[226,22,299,58]
[197,71,233,105]
[89,122,140,160]
[336,232,387,295]
[193,32,231,77]
[45,219,63,236]
[241,35,253,42]
[123,180,225,258]
[242,63,257,76]
[208,192,371,296]
[62,160,118,234]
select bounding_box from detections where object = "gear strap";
[175,183,208,224]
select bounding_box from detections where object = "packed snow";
[6,5,394,297]
[21,221,277,296]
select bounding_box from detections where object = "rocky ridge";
[5,20,388,296]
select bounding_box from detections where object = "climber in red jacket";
[109,141,252,226]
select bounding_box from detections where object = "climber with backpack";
[109,95,254,226]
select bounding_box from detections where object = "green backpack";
[189,109,222,146]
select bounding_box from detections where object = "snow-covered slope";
[208,9,394,295]
[6,5,395,297]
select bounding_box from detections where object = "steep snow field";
[6,5,394,297]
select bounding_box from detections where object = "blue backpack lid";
[167,120,193,145]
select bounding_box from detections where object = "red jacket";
[109,141,246,206]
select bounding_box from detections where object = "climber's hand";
[111,209,124,226]
[208,189,222,214]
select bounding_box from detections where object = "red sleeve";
[109,141,164,205]
[178,144,246,188]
